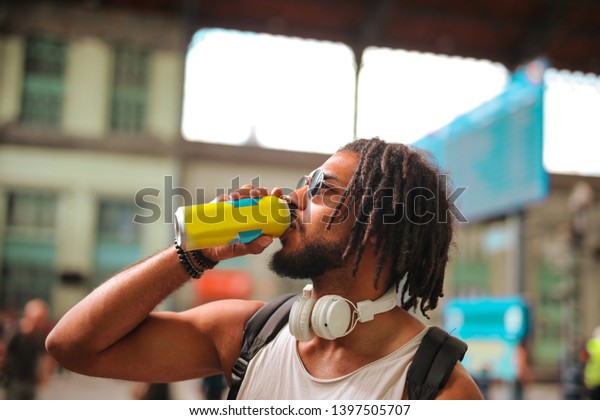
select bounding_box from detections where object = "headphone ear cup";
[311,295,352,340]
[289,295,315,342]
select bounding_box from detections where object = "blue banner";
[415,59,549,222]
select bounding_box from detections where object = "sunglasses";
[296,168,346,199]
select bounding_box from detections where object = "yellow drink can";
[174,196,291,250]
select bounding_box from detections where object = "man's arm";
[46,237,271,384]
[435,362,484,400]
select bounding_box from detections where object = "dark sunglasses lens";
[308,169,324,197]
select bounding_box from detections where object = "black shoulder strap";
[227,293,297,400]
[406,326,468,400]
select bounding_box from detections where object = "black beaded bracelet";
[175,243,203,279]
[190,250,218,270]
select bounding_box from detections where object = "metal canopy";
[101,0,600,74]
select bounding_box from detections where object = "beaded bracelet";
[174,242,203,279]
[190,249,218,270]
[174,241,219,279]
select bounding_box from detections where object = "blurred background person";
[201,374,227,400]
[0,323,6,398]
[3,299,55,399]
[132,382,171,400]
[514,337,535,399]
[584,326,600,399]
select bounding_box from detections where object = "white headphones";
[288,284,398,342]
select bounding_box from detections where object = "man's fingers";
[212,193,231,203]
[211,184,286,204]
[201,236,273,262]
[231,186,271,200]
[232,236,273,256]
[271,187,284,198]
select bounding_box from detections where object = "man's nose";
[287,185,309,211]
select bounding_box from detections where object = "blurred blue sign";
[444,296,529,340]
[443,296,530,381]
[415,59,549,222]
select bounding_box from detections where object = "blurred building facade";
[0,1,322,318]
[1,1,599,381]
[0,2,184,317]
[446,178,600,379]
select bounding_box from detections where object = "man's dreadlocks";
[327,138,455,317]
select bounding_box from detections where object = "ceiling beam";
[507,0,570,71]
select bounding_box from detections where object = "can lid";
[174,207,186,248]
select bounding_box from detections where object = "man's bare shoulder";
[435,362,484,400]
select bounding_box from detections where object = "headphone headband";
[356,285,397,323]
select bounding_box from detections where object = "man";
[46,138,482,399]
[584,326,600,399]
[5,299,55,399]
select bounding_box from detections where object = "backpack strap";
[227,293,298,400]
[406,326,468,400]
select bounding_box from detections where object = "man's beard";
[268,232,350,279]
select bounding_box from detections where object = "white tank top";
[237,325,429,400]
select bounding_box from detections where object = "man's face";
[269,151,358,279]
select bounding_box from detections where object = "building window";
[356,48,509,143]
[94,199,142,284]
[20,36,67,127]
[532,263,563,366]
[1,190,57,311]
[182,28,356,153]
[5,190,57,233]
[111,46,149,134]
